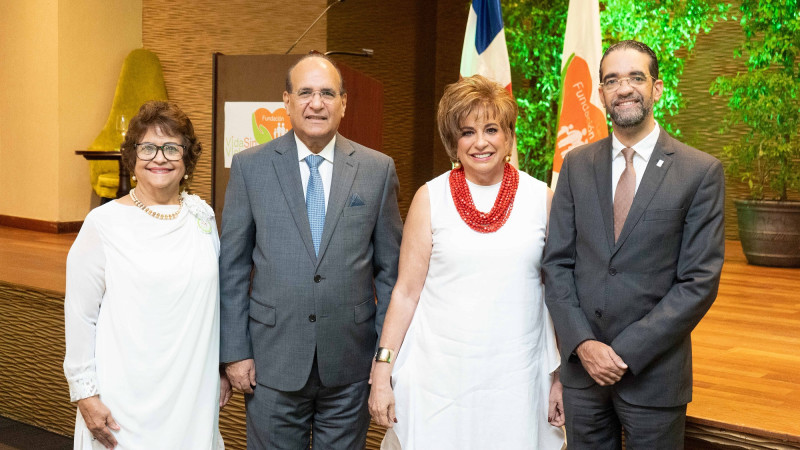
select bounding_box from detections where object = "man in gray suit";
[220,54,402,449]
[543,40,725,449]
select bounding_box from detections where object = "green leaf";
[709,0,800,200]
[504,0,732,180]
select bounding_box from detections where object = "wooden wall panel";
[142,0,327,205]
[327,0,440,215]
[666,9,797,239]
[434,0,471,176]
[0,282,74,437]
[138,0,482,217]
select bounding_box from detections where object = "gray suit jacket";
[543,126,725,407]
[219,131,402,392]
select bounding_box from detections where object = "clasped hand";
[225,358,257,394]
[576,340,628,386]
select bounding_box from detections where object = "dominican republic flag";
[460,0,512,93]
[551,0,608,188]
[460,0,516,165]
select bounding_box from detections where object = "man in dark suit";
[543,40,725,449]
[220,54,402,449]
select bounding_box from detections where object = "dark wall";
[143,0,329,205]
[327,0,468,216]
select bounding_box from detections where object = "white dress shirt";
[296,134,335,209]
[611,123,660,202]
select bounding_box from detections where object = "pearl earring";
[131,175,137,181]
[184,174,189,180]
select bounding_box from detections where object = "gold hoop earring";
[504,154,511,163]
[452,160,462,170]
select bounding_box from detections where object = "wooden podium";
[211,53,384,219]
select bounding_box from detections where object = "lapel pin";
[657,159,664,167]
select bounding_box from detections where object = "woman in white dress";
[64,101,230,449]
[368,75,565,449]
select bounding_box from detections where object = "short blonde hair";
[437,74,517,161]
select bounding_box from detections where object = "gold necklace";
[130,188,183,220]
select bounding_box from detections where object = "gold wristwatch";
[374,347,394,363]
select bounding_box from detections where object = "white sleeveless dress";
[64,195,223,449]
[390,170,564,449]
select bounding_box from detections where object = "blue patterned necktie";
[305,154,325,255]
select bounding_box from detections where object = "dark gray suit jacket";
[219,131,402,392]
[543,127,725,407]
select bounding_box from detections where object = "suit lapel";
[272,131,318,262]
[593,139,616,253]
[613,127,675,253]
[316,134,357,267]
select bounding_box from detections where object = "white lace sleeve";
[63,213,106,402]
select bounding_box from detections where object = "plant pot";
[735,199,800,267]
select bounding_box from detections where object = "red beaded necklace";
[449,163,519,233]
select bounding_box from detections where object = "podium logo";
[252,107,292,145]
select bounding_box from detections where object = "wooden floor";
[687,241,800,446]
[1,225,799,448]
[0,226,74,293]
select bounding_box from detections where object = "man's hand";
[225,358,256,394]
[77,395,120,449]
[576,340,628,386]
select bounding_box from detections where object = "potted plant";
[710,0,800,267]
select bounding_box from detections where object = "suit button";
[308,314,317,322]
[595,310,602,318]
[314,275,322,283]
[609,267,617,276]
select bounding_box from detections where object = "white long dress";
[390,170,564,449]
[63,194,223,449]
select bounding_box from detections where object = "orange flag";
[552,0,608,188]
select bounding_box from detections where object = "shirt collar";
[611,122,660,162]
[295,134,336,164]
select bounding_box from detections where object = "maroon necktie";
[614,148,636,242]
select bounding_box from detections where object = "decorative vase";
[735,199,800,267]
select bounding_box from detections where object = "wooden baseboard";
[0,215,82,233]
[686,419,800,449]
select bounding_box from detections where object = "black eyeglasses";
[135,143,186,161]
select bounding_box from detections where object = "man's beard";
[608,93,653,128]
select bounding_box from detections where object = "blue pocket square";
[348,193,365,207]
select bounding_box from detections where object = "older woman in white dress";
[64,101,230,449]
[369,75,565,449]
